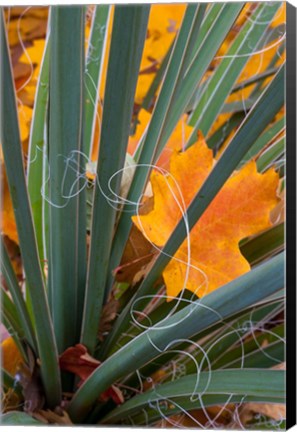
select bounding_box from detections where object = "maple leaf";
[1,336,23,376]
[132,135,279,299]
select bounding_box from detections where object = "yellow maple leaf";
[1,337,23,376]
[132,135,279,299]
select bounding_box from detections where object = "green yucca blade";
[0,238,36,351]
[214,323,284,370]
[231,66,279,93]
[84,5,110,158]
[105,3,242,299]
[25,37,50,322]
[100,65,284,357]
[102,289,197,356]
[80,5,150,354]
[0,11,61,407]
[48,6,85,352]
[140,2,205,159]
[105,3,208,296]
[183,300,283,372]
[1,287,21,329]
[241,223,284,265]
[159,3,243,159]
[140,40,174,114]
[0,412,43,425]
[2,369,22,397]
[207,111,245,151]
[1,288,26,351]
[67,252,284,421]
[186,2,281,144]
[186,22,284,116]
[166,4,207,111]
[239,115,285,168]
[102,369,285,424]
[120,395,284,427]
[121,298,283,390]
[27,28,50,267]
[257,136,285,172]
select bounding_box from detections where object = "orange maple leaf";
[132,135,279,299]
[1,336,23,376]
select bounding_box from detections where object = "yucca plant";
[1,3,286,428]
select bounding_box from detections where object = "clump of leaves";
[1,3,286,429]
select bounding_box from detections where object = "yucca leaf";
[100,65,285,357]
[0,10,61,407]
[122,298,283,390]
[2,368,22,397]
[186,2,281,144]
[124,394,284,426]
[231,67,279,94]
[241,223,284,265]
[25,27,50,321]
[214,323,284,370]
[140,40,174,113]
[257,136,285,172]
[102,369,285,424]
[0,238,36,351]
[84,5,110,158]
[207,111,245,152]
[105,3,209,297]
[80,5,150,354]
[48,6,85,352]
[67,252,284,421]
[158,3,243,159]
[182,300,283,372]
[27,26,50,267]
[0,412,43,425]
[1,291,29,363]
[239,115,285,168]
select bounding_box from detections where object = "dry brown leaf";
[271,189,285,224]
[98,297,120,342]
[238,402,285,425]
[33,408,73,425]
[16,345,45,413]
[1,388,22,413]
[114,225,156,285]
[234,363,286,426]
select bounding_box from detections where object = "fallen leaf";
[15,345,45,413]
[98,296,120,341]
[59,344,100,385]
[1,337,23,376]
[59,344,124,405]
[132,134,279,299]
[33,408,73,425]
[238,402,285,425]
[6,13,47,47]
[1,388,22,413]
[271,188,285,224]
[114,225,155,284]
